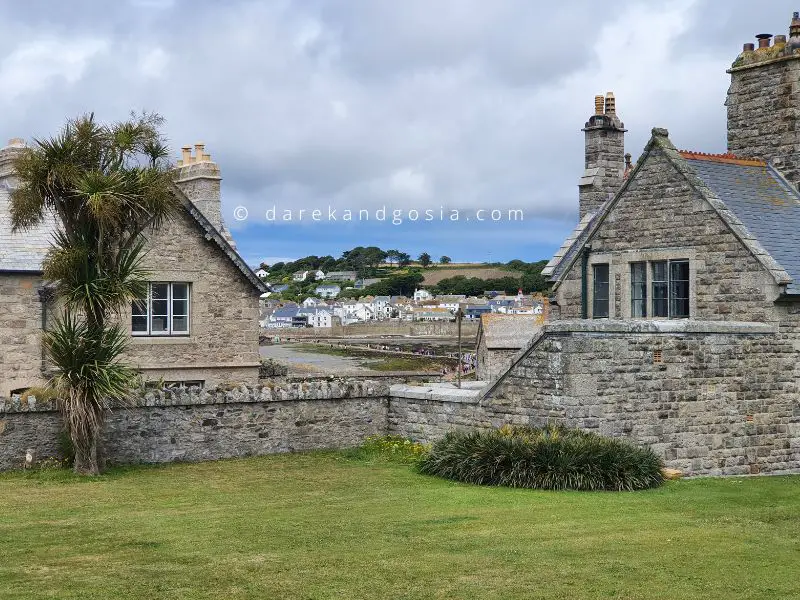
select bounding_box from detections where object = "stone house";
[474,15,800,476]
[0,141,267,396]
[543,26,800,329]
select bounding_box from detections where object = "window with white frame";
[132,283,190,335]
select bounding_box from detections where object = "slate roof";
[545,128,797,294]
[0,173,267,294]
[541,210,597,279]
[681,154,800,294]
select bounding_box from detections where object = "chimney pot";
[594,95,604,115]
[790,12,800,47]
[180,145,192,165]
[774,34,787,45]
[756,33,773,48]
[743,42,755,52]
[604,91,616,115]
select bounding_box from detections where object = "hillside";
[421,266,521,286]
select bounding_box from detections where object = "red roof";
[678,150,765,167]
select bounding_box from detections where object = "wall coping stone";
[0,380,391,415]
[543,319,777,335]
[390,382,484,404]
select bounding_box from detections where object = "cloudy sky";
[0,1,795,266]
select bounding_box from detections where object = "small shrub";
[418,425,664,491]
[18,387,59,403]
[347,435,429,464]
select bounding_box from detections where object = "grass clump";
[345,434,429,464]
[418,424,664,491]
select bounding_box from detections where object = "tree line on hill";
[261,246,550,301]
[261,246,451,279]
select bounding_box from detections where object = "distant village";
[257,267,544,328]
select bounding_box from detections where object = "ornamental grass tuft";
[418,424,664,491]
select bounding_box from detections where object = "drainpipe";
[581,245,591,319]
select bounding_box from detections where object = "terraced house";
[0,142,266,397]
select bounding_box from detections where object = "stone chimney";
[173,143,236,248]
[727,12,800,186]
[578,92,626,220]
[0,138,27,180]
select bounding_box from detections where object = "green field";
[0,453,798,599]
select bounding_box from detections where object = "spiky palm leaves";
[10,113,177,474]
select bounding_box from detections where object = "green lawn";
[0,453,798,599]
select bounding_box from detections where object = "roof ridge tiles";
[678,150,765,166]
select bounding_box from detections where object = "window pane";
[152,283,168,301]
[151,316,169,332]
[172,283,188,300]
[132,316,148,333]
[651,262,668,317]
[132,295,148,333]
[592,264,609,318]
[669,260,690,318]
[150,283,168,332]
[630,262,647,318]
[172,316,188,332]
[172,299,188,317]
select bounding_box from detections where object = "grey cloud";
[0,0,797,228]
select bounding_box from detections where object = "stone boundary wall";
[5,320,800,477]
[271,320,479,339]
[389,320,800,477]
[0,381,388,470]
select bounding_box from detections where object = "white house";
[293,270,325,282]
[254,268,269,279]
[267,306,299,328]
[315,284,341,299]
[413,288,432,303]
[297,307,333,328]
[436,294,466,313]
[371,295,392,319]
[302,297,324,308]
[335,301,375,324]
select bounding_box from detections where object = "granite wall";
[0,381,388,470]
[5,320,800,477]
[390,320,800,477]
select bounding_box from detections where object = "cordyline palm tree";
[10,113,177,475]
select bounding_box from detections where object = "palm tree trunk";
[63,390,104,476]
